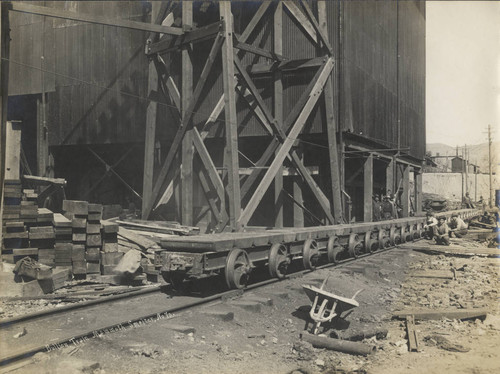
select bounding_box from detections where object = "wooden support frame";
[87,148,142,201]
[142,2,163,218]
[318,0,342,223]
[143,1,348,231]
[147,21,223,55]
[220,1,241,231]
[143,31,224,219]
[402,164,410,217]
[238,58,335,227]
[0,2,10,202]
[363,154,373,222]
[10,2,183,35]
[181,1,194,226]
[414,169,422,214]
[274,2,284,228]
[386,158,395,195]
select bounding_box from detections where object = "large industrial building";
[3,1,426,232]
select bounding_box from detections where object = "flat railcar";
[156,209,480,289]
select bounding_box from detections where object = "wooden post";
[414,168,422,214]
[0,2,10,201]
[181,1,194,226]
[36,98,49,177]
[142,2,161,219]
[318,0,342,224]
[220,2,241,231]
[294,149,304,228]
[274,2,283,228]
[402,164,410,217]
[386,158,395,195]
[363,154,373,222]
[5,121,21,180]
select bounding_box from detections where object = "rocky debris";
[423,334,470,352]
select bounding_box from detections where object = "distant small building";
[451,157,467,173]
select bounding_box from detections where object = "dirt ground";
[1,238,499,374]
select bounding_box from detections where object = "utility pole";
[487,125,493,208]
[464,144,468,195]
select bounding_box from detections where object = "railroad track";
[0,209,480,367]
[1,242,404,367]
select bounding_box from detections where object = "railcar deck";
[156,209,480,289]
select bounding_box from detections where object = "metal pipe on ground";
[300,333,376,356]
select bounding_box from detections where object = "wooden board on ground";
[393,308,488,321]
[409,270,456,280]
[407,244,500,258]
[406,315,419,352]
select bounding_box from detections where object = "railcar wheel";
[389,226,400,246]
[418,223,424,238]
[225,249,252,289]
[327,235,342,263]
[164,272,186,291]
[302,239,320,270]
[348,233,362,258]
[364,231,375,253]
[400,227,407,243]
[411,225,419,240]
[378,229,388,249]
[268,243,290,279]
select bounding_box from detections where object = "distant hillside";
[426,142,499,174]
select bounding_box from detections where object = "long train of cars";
[156,209,480,289]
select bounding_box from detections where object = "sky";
[426,1,500,147]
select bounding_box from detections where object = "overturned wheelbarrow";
[303,277,361,334]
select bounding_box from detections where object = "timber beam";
[10,2,183,35]
[243,57,325,75]
[147,21,223,55]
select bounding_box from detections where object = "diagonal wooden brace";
[238,58,334,227]
[144,33,224,218]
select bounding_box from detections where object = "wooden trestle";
[141,1,344,231]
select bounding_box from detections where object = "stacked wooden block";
[2,180,22,223]
[62,200,88,277]
[20,189,39,227]
[2,180,23,262]
[100,221,121,275]
[86,204,103,274]
[29,204,55,267]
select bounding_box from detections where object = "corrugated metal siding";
[8,0,425,156]
[341,1,399,148]
[8,1,149,145]
[398,1,426,160]
[8,6,55,96]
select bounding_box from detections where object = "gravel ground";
[1,238,499,374]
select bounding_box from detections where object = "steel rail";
[0,243,404,367]
[0,209,481,366]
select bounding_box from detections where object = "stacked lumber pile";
[2,180,24,262]
[20,189,38,226]
[101,221,122,275]
[29,206,56,266]
[63,200,90,276]
[86,203,103,275]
